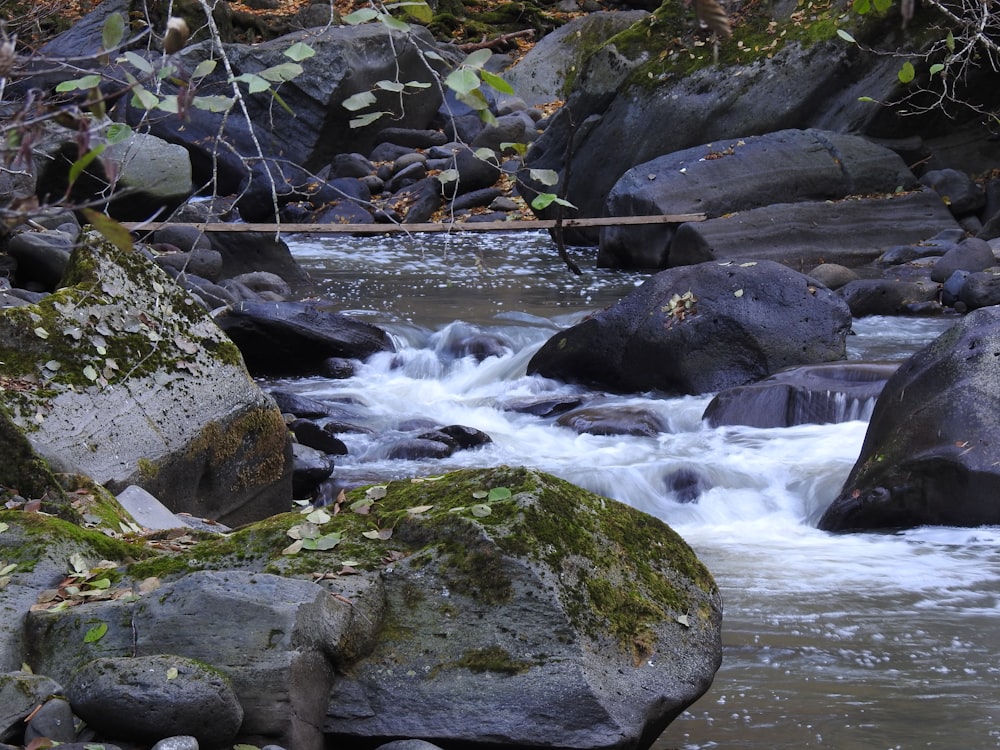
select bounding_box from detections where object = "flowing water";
[283,229,1000,750]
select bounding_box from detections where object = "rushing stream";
[280,229,1000,750]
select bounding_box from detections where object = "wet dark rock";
[941,269,972,307]
[703,362,899,428]
[451,187,504,211]
[0,673,65,743]
[230,271,292,298]
[375,742,446,750]
[920,168,985,216]
[819,307,1000,531]
[207,231,309,285]
[930,237,995,282]
[370,142,416,163]
[374,128,449,149]
[154,248,224,282]
[332,153,376,179]
[178,273,240,309]
[292,443,335,498]
[152,224,213,253]
[838,278,939,317]
[664,467,711,503]
[957,268,1000,311]
[502,395,587,417]
[387,437,454,460]
[312,200,375,225]
[151,737,200,750]
[435,323,512,361]
[24,696,75,744]
[436,144,502,198]
[291,419,348,455]
[529,260,852,396]
[385,177,443,224]
[433,424,493,450]
[556,405,667,436]
[807,263,858,290]
[65,654,244,748]
[385,162,428,193]
[321,357,358,379]
[6,230,74,290]
[215,301,395,375]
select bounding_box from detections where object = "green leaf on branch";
[123,51,155,75]
[528,168,559,187]
[342,90,378,111]
[445,68,481,96]
[234,72,271,94]
[898,61,915,83]
[259,62,303,83]
[480,70,514,95]
[405,80,432,90]
[105,123,132,145]
[56,74,102,92]
[102,13,125,52]
[192,59,218,78]
[531,193,576,210]
[437,168,460,185]
[81,209,135,253]
[284,42,316,61]
[378,13,411,31]
[836,29,856,43]
[852,0,870,13]
[872,0,891,11]
[343,8,379,23]
[389,0,434,23]
[376,79,407,93]
[946,30,955,52]
[464,49,492,69]
[192,95,235,112]
[130,85,160,110]
[351,111,391,128]
[929,63,945,75]
[68,145,106,187]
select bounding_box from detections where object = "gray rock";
[151,737,200,750]
[0,672,65,743]
[375,742,445,750]
[819,307,1000,531]
[323,467,721,750]
[668,188,958,271]
[105,132,193,219]
[0,231,294,526]
[920,168,985,216]
[958,268,1000,310]
[116,485,192,531]
[66,655,242,748]
[24,696,76,744]
[597,129,921,269]
[556,404,667,436]
[503,11,649,105]
[807,263,859,290]
[27,571,376,750]
[931,237,996,282]
[838,278,940,317]
[528,260,851,395]
[154,248,224,282]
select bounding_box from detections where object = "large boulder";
[818,308,1000,531]
[597,129,919,269]
[0,231,293,525]
[527,260,852,395]
[19,467,721,750]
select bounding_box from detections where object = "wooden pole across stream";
[121,213,706,234]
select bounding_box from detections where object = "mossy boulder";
[19,466,721,750]
[0,230,293,526]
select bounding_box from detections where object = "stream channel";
[273,229,1000,750]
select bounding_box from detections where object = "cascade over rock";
[0,232,293,526]
[819,308,1000,531]
[528,260,852,395]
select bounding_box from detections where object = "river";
[281,229,1000,750]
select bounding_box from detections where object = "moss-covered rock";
[0,230,292,526]
[18,466,721,750]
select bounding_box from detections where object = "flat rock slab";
[669,188,960,269]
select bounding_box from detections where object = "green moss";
[0,509,153,567]
[453,645,535,675]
